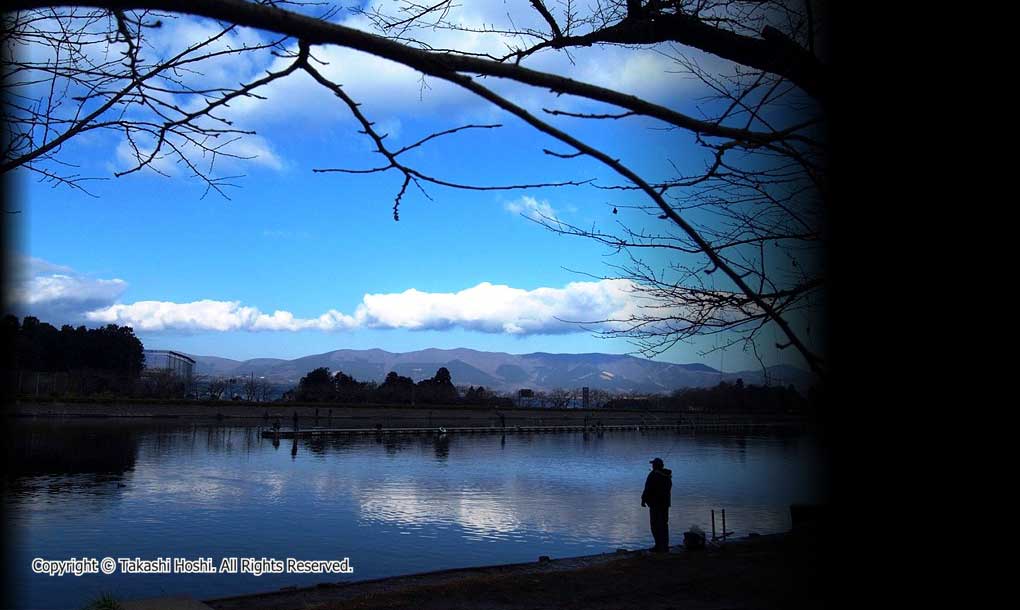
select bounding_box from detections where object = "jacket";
[641,468,672,508]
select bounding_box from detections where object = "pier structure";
[261,421,802,439]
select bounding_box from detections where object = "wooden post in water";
[722,509,727,540]
[711,510,716,540]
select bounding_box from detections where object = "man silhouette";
[641,457,673,553]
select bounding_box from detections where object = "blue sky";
[5,2,817,374]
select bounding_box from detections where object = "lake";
[5,418,828,609]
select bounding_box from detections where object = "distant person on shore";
[641,457,673,553]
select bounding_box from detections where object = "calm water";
[5,419,828,609]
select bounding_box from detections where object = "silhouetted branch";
[8,1,812,145]
[529,0,563,39]
[4,0,829,379]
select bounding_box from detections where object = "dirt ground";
[207,530,829,610]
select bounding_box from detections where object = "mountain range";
[186,348,814,395]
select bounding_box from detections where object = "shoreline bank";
[9,401,810,431]
[192,530,824,610]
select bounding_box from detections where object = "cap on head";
[649,457,664,469]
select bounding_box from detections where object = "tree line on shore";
[289,367,810,414]
[2,315,144,374]
[3,315,813,414]
[2,315,146,398]
[608,379,813,414]
[291,367,513,407]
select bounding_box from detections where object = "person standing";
[641,457,673,553]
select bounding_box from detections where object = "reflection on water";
[5,419,827,610]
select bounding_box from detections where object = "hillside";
[187,348,814,394]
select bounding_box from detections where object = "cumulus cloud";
[15,4,717,184]
[83,280,642,335]
[11,259,744,337]
[222,135,286,170]
[5,256,127,323]
[9,258,647,335]
[16,4,718,187]
[181,1,708,128]
[358,280,637,334]
[85,300,360,332]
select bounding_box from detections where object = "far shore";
[9,400,809,430]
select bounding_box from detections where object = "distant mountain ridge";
[186,347,814,394]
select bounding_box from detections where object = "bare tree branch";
[4,0,829,380]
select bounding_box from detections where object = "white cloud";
[113,131,285,176]
[505,195,558,222]
[150,18,272,90]
[10,258,646,335]
[359,280,638,334]
[10,259,749,338]
[18,275,126,307]
[578,48,695,104]
[83,279,643,335]
[17,256,73,276]
[85,300,361,332]
[219,134,286,170]
[12,4,715,185]
[194,2,708,128]
[113,136,182,177]
[4,256,127,322]
[221,42,473,127]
